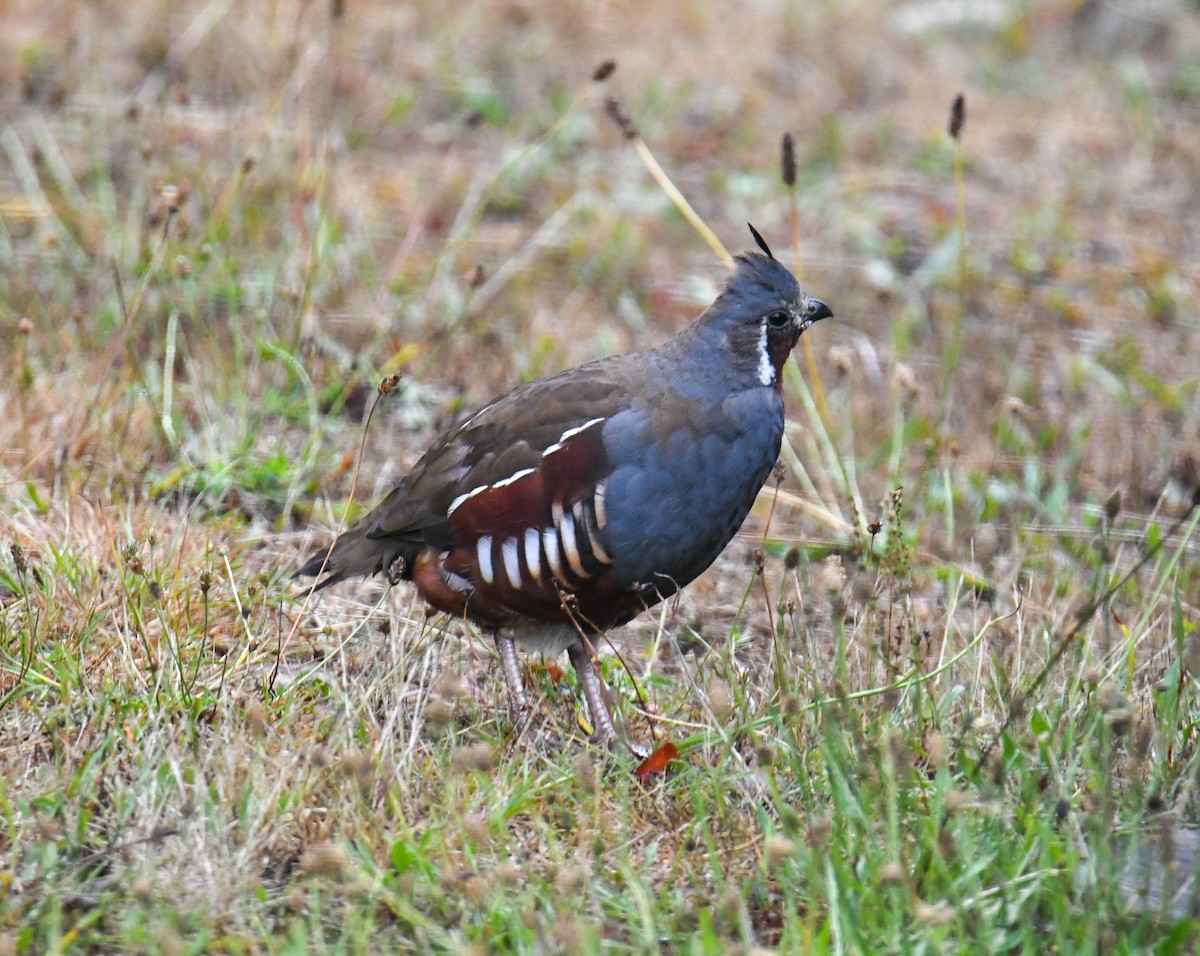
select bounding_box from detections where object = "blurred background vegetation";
[1,0,1198,951]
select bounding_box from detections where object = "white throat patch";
[757,320,774,386]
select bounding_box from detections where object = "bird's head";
[696,225,832,389]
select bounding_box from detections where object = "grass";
[3,0,1200,951]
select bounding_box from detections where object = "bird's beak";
[806,298,833,323]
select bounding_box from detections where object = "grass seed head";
[433,671,472,700]
[926,731,947,769]
[948,93,966,140]
[553,913,582,951]
[555,863,586,895]
[300,841,350,880]
[604,96,638,140]
[1104,489,1122,523]
[1184,630,1200,679]
[1097,685,1132,736]
[780,133,797,186]
[807,813,833,849]
[337,749,372,783]
[937,824,957,859]
[816,555,846,597]
[425,697,455,729]
[706,677,734,719]
[452,741,497,773]
[763,835,797,871]
[916,900,956,927]
[1132,720,1154,761]
[892,362,918,397]
[463,812,491,847]
[715,885,742,928]
[243,699,268,737]
[574,753,597,793]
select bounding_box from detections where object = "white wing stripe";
[542,417,605,458]
[543,528,569,585]
[493,467,535,489]
[448,484,488,516]
[582,501,613,565]
[524,527,542,583]
[501,536,521,588]
[593,482,607,529]
[557,417,605,443]
[476,536,495,584]
[559,511,589,579]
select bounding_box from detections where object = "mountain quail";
[298,227,832,748]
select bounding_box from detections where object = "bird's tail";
[296,526,414,592]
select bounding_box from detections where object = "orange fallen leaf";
[634,741,679,781]
[325,449,357,482]
[529,662,565,685]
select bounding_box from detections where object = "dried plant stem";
[107,208,179,452]
[783,133,831,432]
[941,94,968,423]
[980,495,1199,764]
[274,373,403,679]
[631,138,734,269]
[392,64,619,384]
[604,95,733,269]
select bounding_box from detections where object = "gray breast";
[598,387,784,595]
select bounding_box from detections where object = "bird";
[298,225,831,749]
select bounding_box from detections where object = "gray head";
[694,225,832,388]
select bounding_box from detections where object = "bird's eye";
[767,310,790,329]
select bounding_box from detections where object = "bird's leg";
[567,641,618,750]
[494,633,530,728]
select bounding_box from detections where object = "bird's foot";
[589,719,650,758]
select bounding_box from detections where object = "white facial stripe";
[448,484,488,516]
[493,467,535,489]
[559,511,589,578]
[524,527,542,583]
[543,527,569,584]
[758,320,774,386]
[476,535,494,584]
[501,536,521,588]
[593,482,607,529]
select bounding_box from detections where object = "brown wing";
[299,355,639,596]
[365,356,635,547]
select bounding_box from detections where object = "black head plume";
[747,223,775,260]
